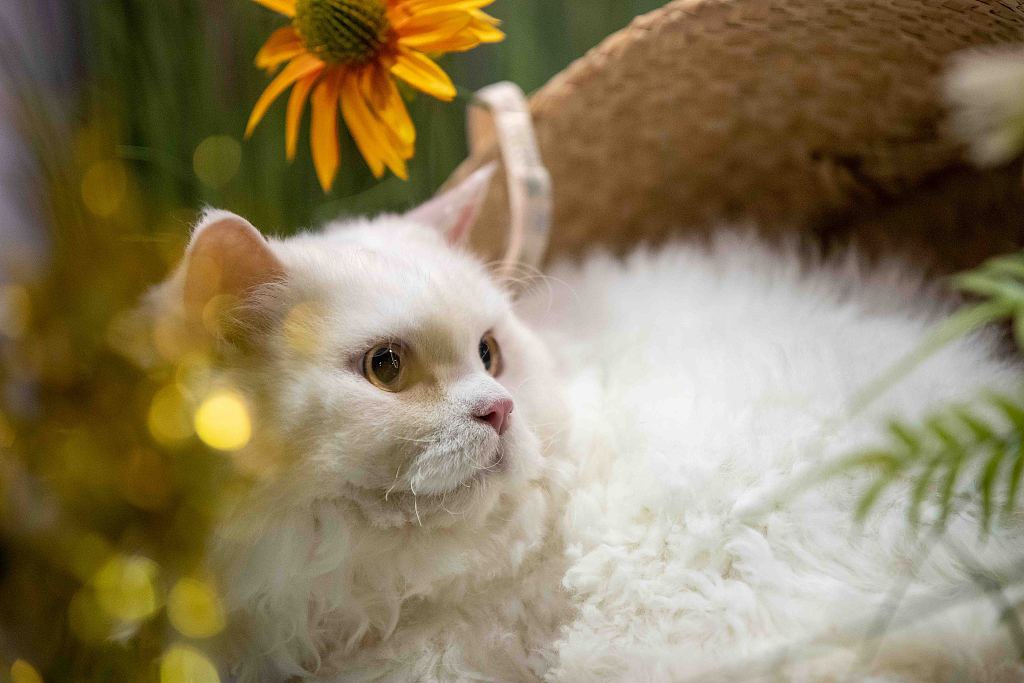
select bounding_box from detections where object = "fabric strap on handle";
[468,82,552,276]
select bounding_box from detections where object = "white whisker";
[384,463,403,502]
[409,480,422,527]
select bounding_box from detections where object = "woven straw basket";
[450,0,1024,273]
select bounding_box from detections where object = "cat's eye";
[363,342,407,392]
[479,333,502,377]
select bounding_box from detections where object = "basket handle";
[469,82,552,276]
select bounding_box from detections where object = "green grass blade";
[937,448,966,529]
[909,456,942,526]
[980,442,1008,533]
[1004,438,1024,518]
[990,393,1024,431]
[982,254,1024,280]
[849,300,1015,414]
[857,477,896,522]
[953,272,1024,303]
[887,420,920,453]
[955,407,996,443]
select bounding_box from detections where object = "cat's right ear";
[181,210,284,324]
[405,163,496,246]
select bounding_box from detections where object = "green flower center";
[294,0,390,65]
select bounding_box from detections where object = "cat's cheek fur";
[153,209,569,680]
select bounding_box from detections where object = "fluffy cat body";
[532,242,1022,681]
[155,177,1023,681]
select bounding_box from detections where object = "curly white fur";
[526,238,1023,682]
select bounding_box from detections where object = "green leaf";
[1004,438,1024,517]
[1015,307,1024,351]
[857,477,895,522]
[954,407,996,443]
[887,420,920,453]
[926,415,962,452]
[909,456,943,526]
[937,446,966,529]
[952,271,1024,303]
[848,300,1014,415]
[982,254,1024,281]
[845,449,903,473]
[989,393,1024,432]
[980,442,1008,533]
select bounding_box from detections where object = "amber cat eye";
[479,333,502,377]
[363,342,407,392]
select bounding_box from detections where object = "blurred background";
[0,1,662,680]
[2,0,664,261]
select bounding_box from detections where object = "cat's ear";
[182,210,284,320]
[405,163,496,246]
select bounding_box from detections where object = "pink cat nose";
[475,398,513,435]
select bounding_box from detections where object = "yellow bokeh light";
[175,352,214,395]
[194,390,251,451]
[168,578,226,639]
[92,555,160,623]
[148,385,195,445]
[193,135,242,189]
[0,284,31,339]
[10,659,43,683]
[160,644,220,683]
[81,160,127,218]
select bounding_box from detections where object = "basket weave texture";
[452,0,1024,272]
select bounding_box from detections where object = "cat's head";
[156,166,560,528]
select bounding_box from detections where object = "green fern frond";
[826,250,1024,533]
[849,251,1024,415]
[953,251,1024,348]
[847,394,1023,531]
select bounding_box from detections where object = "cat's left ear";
[405,163,496,246]
[182,210,284,321]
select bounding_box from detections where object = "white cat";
[153,169,1023,682]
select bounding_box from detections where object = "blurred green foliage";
[828,249,1024,533]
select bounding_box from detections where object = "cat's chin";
[335,465,508,530]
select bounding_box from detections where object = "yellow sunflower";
[245,0,504,191]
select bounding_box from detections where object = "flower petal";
[470,8,501,24]
[396,11,473,51]
[246,54,324,138]
[341,75,385,178]
[286,72,319,161]
[466,27,503,46]
[342,73,408,179]
[390,48,456,101]
[365,68,415,158]
[402,30,479,53]
[469,11,504,43]
[395,9,471,37]
[251,0,297,17]
[255,27,304,70]
[310,71,343,191]
[398,0,495,13]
